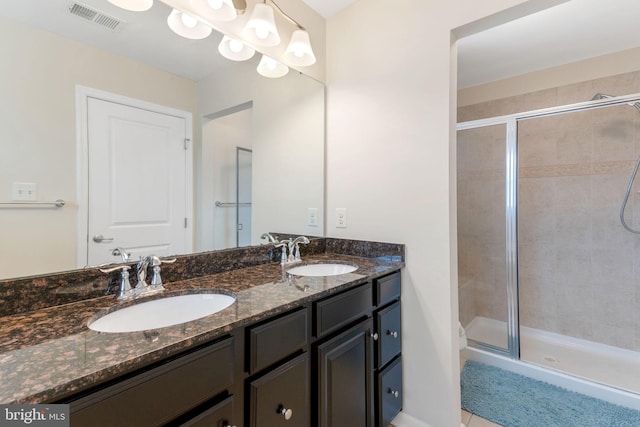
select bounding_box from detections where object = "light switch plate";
[12,182,37,201]
[336,208,347,228]
[308,208,318,227]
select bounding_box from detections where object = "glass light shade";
[243,3,280,47]
[284,29,316,66]
[218,36,255,61]
[190,0,237,22]
[257,55,289,78]
[167,9,212,40]
[107,0,153,11]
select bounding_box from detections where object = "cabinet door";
[249,353,310,427]
[375,301,401,369]
[316,318,374,427]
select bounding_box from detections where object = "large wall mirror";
[0,0,324,280]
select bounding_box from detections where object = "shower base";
[464,316,640,409]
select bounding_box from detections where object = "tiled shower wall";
[458,70,640,351]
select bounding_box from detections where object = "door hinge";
[184,217,188,228]
[184,138,190,150]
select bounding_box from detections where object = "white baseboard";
[391,411,435,427]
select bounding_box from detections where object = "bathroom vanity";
[0,238,403,427]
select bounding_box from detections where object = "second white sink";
[89,292,236,333]
[286,263,358,277]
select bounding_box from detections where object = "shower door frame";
[457,92,640,361]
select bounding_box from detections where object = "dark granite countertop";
[0,251,403,404]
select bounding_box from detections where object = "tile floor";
[461,409,503,427]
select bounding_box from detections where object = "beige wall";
[0,16,197,279]
[458,69,640,352]
[324,1,555,426]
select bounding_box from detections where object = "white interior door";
[87,97,189,266]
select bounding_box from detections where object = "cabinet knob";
[222,423,236,427]
[387,330,398,338]
[280,407,293,420]
[388,388,400,398]
[370,332,379,341]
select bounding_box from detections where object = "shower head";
[591,93,640,112]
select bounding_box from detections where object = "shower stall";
[457,93,640,405]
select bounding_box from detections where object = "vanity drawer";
[377,356,402,427]
[248,308,308,374]
[375,301,401,369]
[69,336,234,427]
[314,283,372,337]
[374,271,401,307]
[180,395,234,427]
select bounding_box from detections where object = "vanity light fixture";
[218,36,255,61]
[284,29,316,66]
[107,0,153,12]
[243,2,280,47]
[257,54,288,78]
[167,8,213,39]
[190,0,237,22]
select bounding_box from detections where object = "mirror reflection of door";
[200,106,253,251]
[84,94,192,266]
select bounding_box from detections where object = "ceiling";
[2,0,639,87]
[457,0,640,88]
[302,0,357,18]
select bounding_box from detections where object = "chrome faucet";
[261,232,278,243]
[135,256,151,295]
[287,236,310,263]
[135,255,177,295]
[111,247,131,262]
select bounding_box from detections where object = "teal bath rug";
[461,360,640,427]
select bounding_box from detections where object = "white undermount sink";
[88,292,236,333]
[286,263,358,277]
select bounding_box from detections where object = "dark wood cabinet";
[248,353,310,427]
[62,270,402,427]
[67,336,235,427]
[316,318,374,427]
[179,395,235,427]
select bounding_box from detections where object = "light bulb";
[229,39,243,53]
[255,27,269,40]
[208,0,223,9]
[181,13,198,28]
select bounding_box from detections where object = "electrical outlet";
[336,208,347,228]
[12,182,37,201]
[308,208,318,227]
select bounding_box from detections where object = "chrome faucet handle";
[100,265,133,299]
[291,236,310,261]
[275,240,290,264]
[146,256,176,291]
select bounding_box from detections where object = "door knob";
[93,234,114,243]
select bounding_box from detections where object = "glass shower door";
[457,122,512,353]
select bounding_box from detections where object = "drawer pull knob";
[280,407,293,420]
[387,330,398,338]
[222,423,236,427]
[388,388,400,398]
[370,332,379,341]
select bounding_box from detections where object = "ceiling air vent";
[67,2,124,31]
